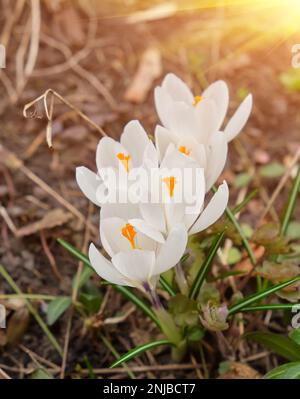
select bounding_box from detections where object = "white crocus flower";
[76,120,154,209]
[89,216,187,292]
[154,73,252,190]
[129,145,229,239]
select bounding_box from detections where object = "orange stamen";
[192,95,202,106]
[178,146,191,156]
[121,223,137,249]
[117,153,131,172]
[163,176,176,198]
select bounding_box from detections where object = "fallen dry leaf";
[16,208,73,237]
[218,361,261,379]
[124,47,162,103]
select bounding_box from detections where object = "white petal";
[100,201,141,220]
[189,181,229,235]
[100,217,132,257]
[76,166,101,206]
[205,132,228,191]
[224,94,252,142]
[155,125,178,162]
[96,137,128,172]
[168,101,198,138]
[143,141,159,169]
[139,202,166,233]
[162,73,194,104]
[112,250,156,284]
[155,224,188,275]
[202,80,229,131]
[164,202,186,231]
[89,243,129,286]
[154,86,173,129]
[194,98,218,143]
[129,218,165,243]
[120,120,150,167]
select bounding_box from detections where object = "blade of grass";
[110,339,172,368]
[232,189,258,215]
[240,303,296,312]
[280,165,300,236]
[159,276,176,297]
[57,239,161,327]
[0,294,56,300]
[100,333,135,379]
[246,331,300,362]
[212,186,256,265]
[0,264,62,356]
[228,276,300,315]
[189,232,225,300]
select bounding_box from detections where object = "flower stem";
[175,263,189,295]
[144,283,182,346]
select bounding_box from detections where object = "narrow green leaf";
[189,232,224,300]
[289,329,300,346]
[212,187,256,265]
[110,339,172,368]
[47,296,72,326]
[240,303,296,312]
[100,333,135,379]
[228,276,300,315]
[57,239,160,327]
[225,206,256,265]
[0,264,62,356]
[281,165,300,236]
[232,189,258,215]
[246,331,300,362]
[159,276,176,297]
[57,238,92,267]
[265,361,300,379]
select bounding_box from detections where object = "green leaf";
[224,204,256,265]
[265,361,300,379]
[289,329,300,346]
[73,265,94,290]
[227,247,242,265]
[189,232,224,300]
[57,239,160,328]
[30,368,53,379]
[246,331,300,361]
[228,276,300,315]
[47,296,72,326]
[79,292,101,314]
[281,165,300,236]
[259,162,285,178]
[159,275,176,296]
[287,222,300,240]
[234,173,253,189]
[232,189,257,215]
[110,339,172,368]
[186,325,205,342]
[240,303,296,312]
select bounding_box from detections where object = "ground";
[0,0,300,379]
